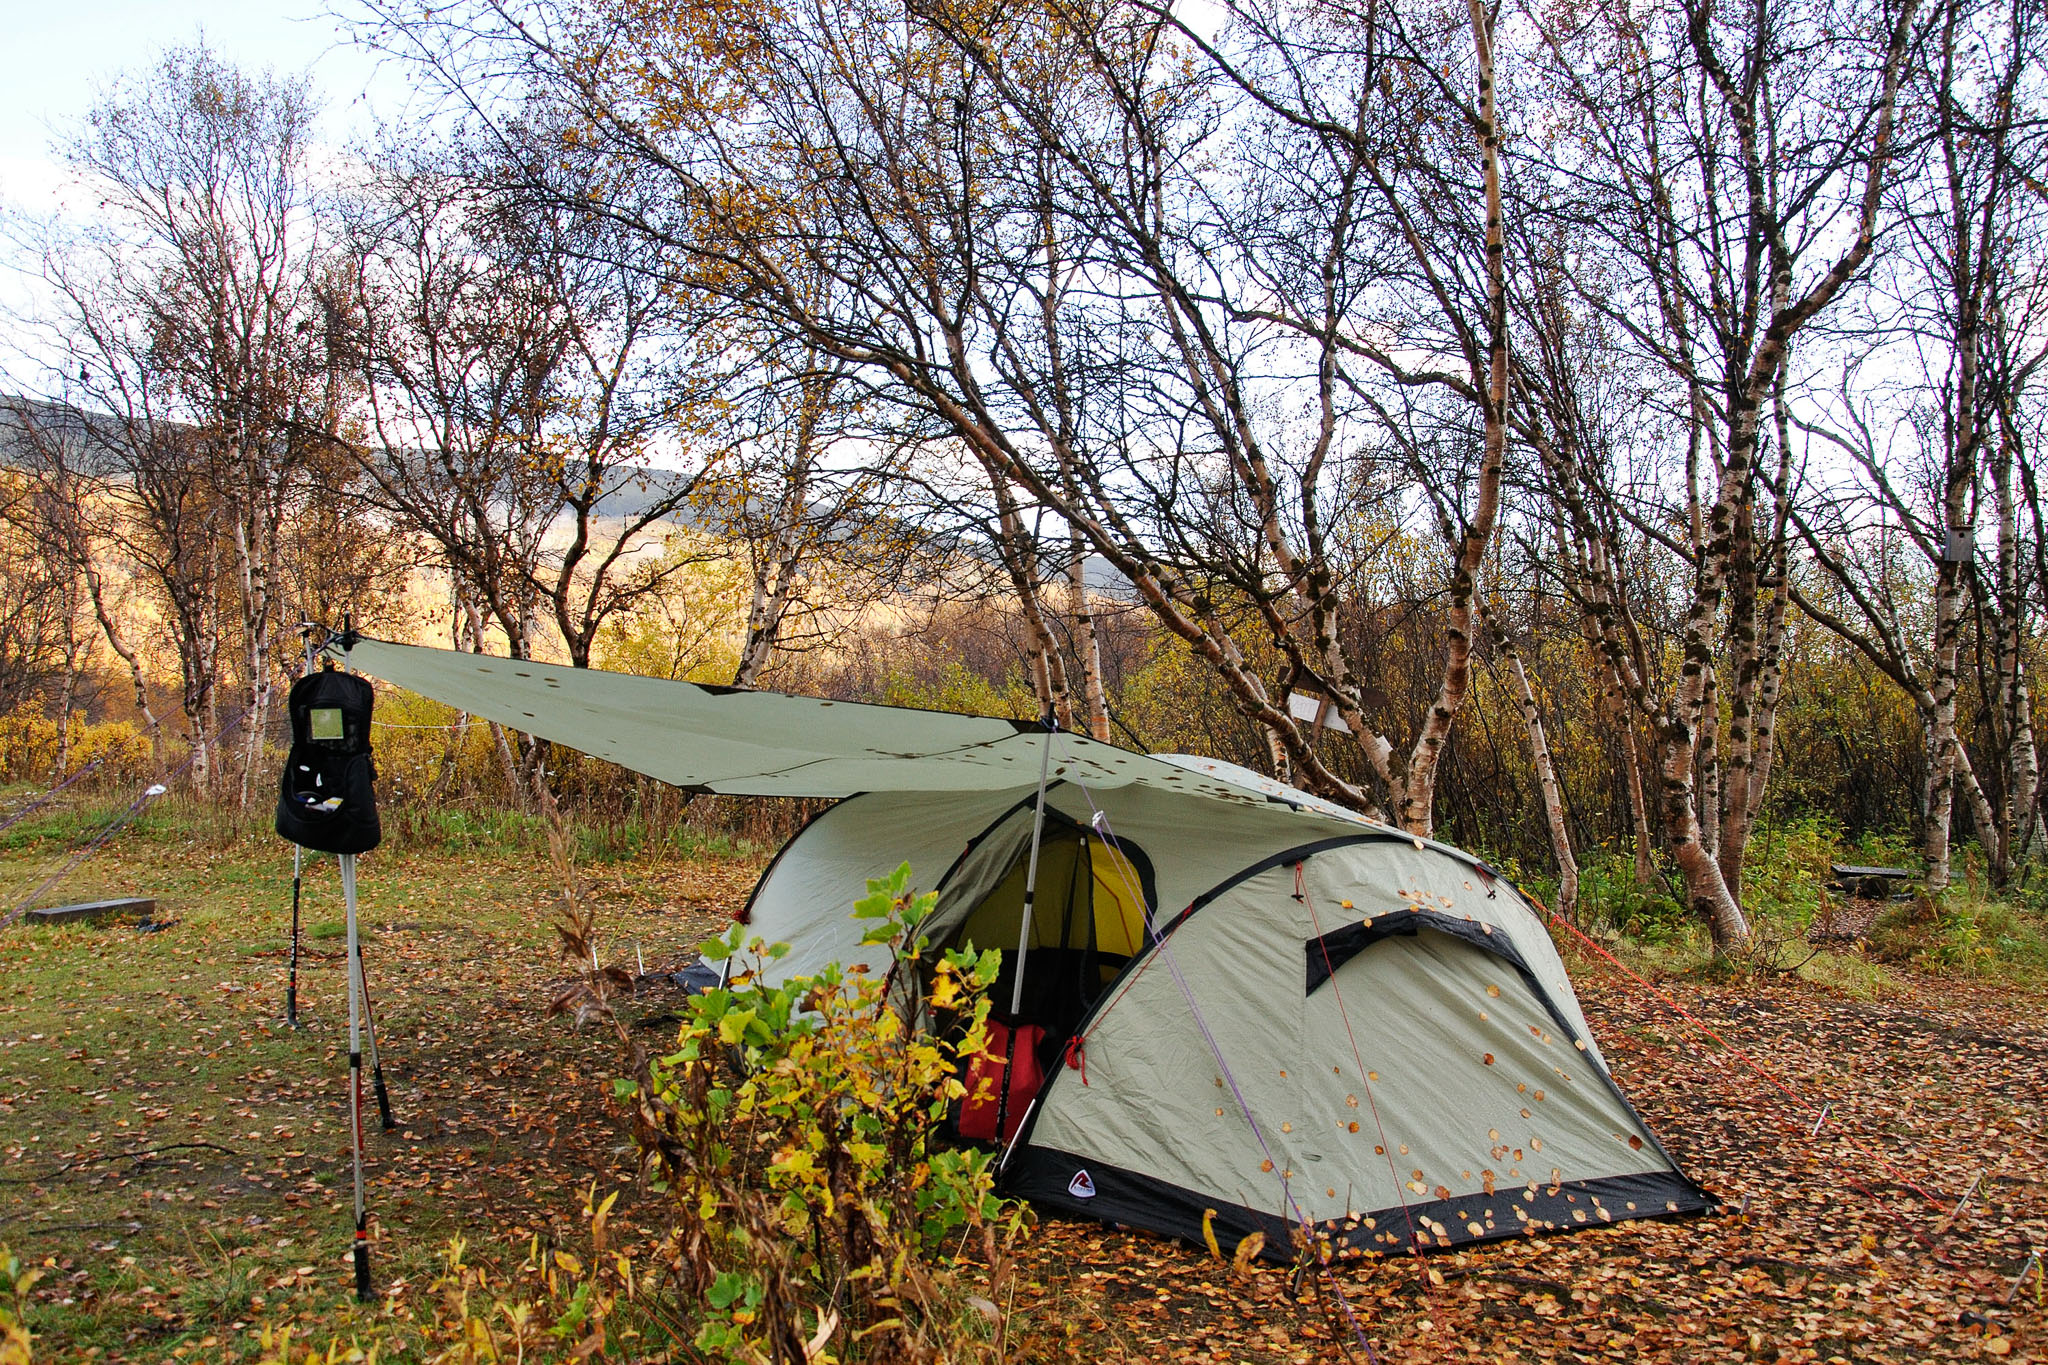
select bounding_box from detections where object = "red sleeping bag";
[959,1021,1045,1144]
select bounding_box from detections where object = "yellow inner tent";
[955,826,1148,988]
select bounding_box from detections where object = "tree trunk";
[1492,613,1577,920]
[1264,723,1294,786]
[1659,717,1750,947]
[1992,401,2037,874]
[1399,0,1508,836]
[1923,2,1986,892]
[1924,711,1959,893]
[1068,525,1110,742]
[735,479,807,690]
[1923,419,1974,893]
[1745,407,1796,826]
[54,590,80,779]
[1722,375,1798,888]
[234,505,274,811]
[1697,658,1721,861]
[1622,706,1659,889]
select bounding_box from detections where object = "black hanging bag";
[275,666,382,854]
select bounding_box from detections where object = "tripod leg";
[353,939,396,1133]
[287,844,302,1027]
[342,852,372,1302]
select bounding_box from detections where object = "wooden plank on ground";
[26,897,156,925]
[1829,864,1916,881]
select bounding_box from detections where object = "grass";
[1550,814,2048,997]
[383,802,771,866]
[0,795,762,1363]
[1867,888,2048,982]
[8,792,2046,1362]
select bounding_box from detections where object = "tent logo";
[1067,1170,1096,1199]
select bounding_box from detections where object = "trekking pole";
[353,935,396,1132]
[286,844,302,1027]
[287,624,316,1029]
[342,851,372,1302]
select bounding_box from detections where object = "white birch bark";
[1486,607,1577,920]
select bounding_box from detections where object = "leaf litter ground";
[0,813,2041,1362]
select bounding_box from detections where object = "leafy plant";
[0,702,152,786]
[0,1244,39,1365]
[1574,846,1689,943]
[613,863,1026,1362]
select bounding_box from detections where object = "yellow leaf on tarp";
[1201,1208,1222,1260]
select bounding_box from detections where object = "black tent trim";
[1163,833,1406,931]
[1004,1144,1710,1262]
[1307,907,1540,994]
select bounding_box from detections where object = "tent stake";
[1010,715,1058,1017]
[1953,1168,1985,1221]
[286,844,302,1027]
[342,851,372,1302]
[2005,1248,2043,1306]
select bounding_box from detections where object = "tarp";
[332,636,1382,813]
[323,634,1711,1261]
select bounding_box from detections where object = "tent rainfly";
[335,636,1710,1257]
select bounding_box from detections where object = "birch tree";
[1782,0,2045,889]
[1521,0,1924,942]
[357,0,1520,834]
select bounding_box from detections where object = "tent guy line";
[1537,902,1955,1214]
[1046,749,1389,1357]
[0,753,109,837]
[1,702,252,929]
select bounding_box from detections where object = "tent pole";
[286,844,302,1026]
[342,851,372,1302]
[353,937,396,1132]
[1009,715,1058,1017]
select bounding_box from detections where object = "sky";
[0,3,400,213]
[0,3,415,382]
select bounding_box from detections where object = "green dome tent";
[335,636,1710,1258]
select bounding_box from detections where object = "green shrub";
[612,863,1028,1361]
[879,662,1037,721]
[0,1244,35,1365]
[250,863,1041,1364]
[1870,890,2048,981]
[1575,846,1688,943]
[1738,814,1839,930]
